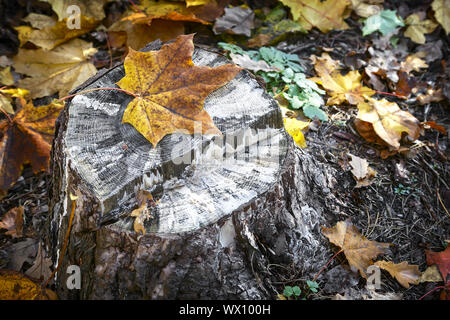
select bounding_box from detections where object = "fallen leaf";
[116,34,241,147]
[367,46,402,83]
[374,260,421,288]
[130,190,155,235]
[15,15,99,51]
[404,13,438,44]
[362,9,404,36]
[313,69,375,105]
[0,66,14,86]
[422,121,446,134]
[0,269,57,300]
[400,53,428,75]
[426,246,450,283]
[419,265,444,283]
[355,97,421,150]
[13,39,97,99]
[321,219,392,278]
[310,52,341,76]
[23,13,57,29]
[5,238,38,271]
[0,206,23,238]
[283,118,309,148]
[348,153,377,188]
[25,242,52,283]
[229,53,279,73]
[43,0,112,21]
[0,94,14,115]
[350,0,383,18]
[280,0,350,33]
[432,0,450,35]
[213,6,255,37]
[416,40,443,63]
[0,98,63,195]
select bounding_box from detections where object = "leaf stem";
[58,87,138,102]
[0,103,13,123]
[418,286,445,300]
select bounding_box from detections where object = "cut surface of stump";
[48,41,333,299]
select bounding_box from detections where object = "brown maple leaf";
[374,260,421,288]
[116,34,242,147]
[321,219,392,278]
[0,206,24,238]
[0,98,63,196]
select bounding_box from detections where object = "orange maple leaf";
[116,34,242,147]
[0,98,63,196]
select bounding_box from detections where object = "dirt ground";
[0,0,449,300]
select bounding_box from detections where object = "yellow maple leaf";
[374,260,421,288]
[321,220,392,278]
[0,66,14,86]
[15,15,98,50]
[280,0,351,33]
[404,14,438,44]
[355,97,421,150]
[283,118,309,148]
[432,0,450,35]
[116,34,241,147]
[314,70,375,105]
[13,39,97,99]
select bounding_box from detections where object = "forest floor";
[0,0,449,300]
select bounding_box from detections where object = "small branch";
[418,286,445,300]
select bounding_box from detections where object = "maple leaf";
[116,34,241,147]
[0,269,57,300]
[322,220,392,278]
[0,66,14,86]
[432,0,450,35]
[313,69,375,105]
[404,13,438,44]
[0,98,63,196]
[400,53,428,75]
[42,0,112,21]
[355,97,421,150]
[280,0,350,33]
[0,206,24,238]
[374,260,421,288]
[426,246,450,283]
[15,15,98,51]
[13,39,97,99]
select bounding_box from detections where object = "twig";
[418,286,445,300]
[313,249,344,282]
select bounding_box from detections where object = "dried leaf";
[15,16,98,51]
[42,0,112,21]
[350,0,383,18]
[426,246,450,283]
[213,6,255,37]
[5,238,38,271]
[404,13,438,44]
[0,98,63,195]
[13,39,97,99]
[432,0,450,35]
[374,260,421,288]
[0,206,23,238]
[422,121,446,134]
[0,269,57,300]
[280,0,350,33]
[400,53,428,75]
[25,242,52,282]
[229,53,279,73]
[348,153,369,180]
[0,66,14,86]
[116,34,241,147]
[130,190,155,235]
[355,97,421,150]
[419,265,444,283]
[321,219,392,278]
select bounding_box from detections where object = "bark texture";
[47,41,339,299]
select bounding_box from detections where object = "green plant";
[218,43,327,121]
[283,285,302,299]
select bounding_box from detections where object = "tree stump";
[47,40,336,299]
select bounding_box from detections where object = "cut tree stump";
[47,40,338,299]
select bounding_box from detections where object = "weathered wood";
[47,41,337,299]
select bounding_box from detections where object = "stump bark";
[47,41,337,299]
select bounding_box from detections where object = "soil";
[0,0,449,300]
